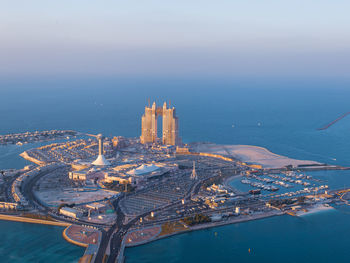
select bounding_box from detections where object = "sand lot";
[193,143,320,168]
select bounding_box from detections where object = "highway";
[101,170,241,262]
[102,171,206,262]
[18,164,220,262]
[11,161,349,263]
[94,197,124,263]
[22,166,109,228]
[4,171,22,203]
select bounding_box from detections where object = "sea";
[1,77,350,262]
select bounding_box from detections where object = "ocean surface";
[1,77,350,262]
[0,220,84,263]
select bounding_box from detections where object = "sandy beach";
[296,204,335,217]
[193,143,320,169]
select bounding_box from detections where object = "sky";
[1,1,350,79]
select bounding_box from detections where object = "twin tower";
[140,102,181,146]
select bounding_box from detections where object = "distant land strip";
[318,112,350,130]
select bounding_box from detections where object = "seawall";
[0,214,70,226]
[126,210,282,248]
[62,226,89,248]
[19,151,46,166]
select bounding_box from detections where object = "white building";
[127,164,160,176]
[60,207,82,219]
[235,207,240,214]
[68,171,87,181]
[86,202,106,212]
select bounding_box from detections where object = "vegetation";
[269,196,307,208]
[268,198,295,207]
[159,221,186,236]
[182,214,211,226]
[103,182,135,192]
[202,175,223,188]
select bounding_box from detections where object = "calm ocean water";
[0,220,84,263]
[1,77,350,262]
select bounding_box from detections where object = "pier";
[317,112,350,130]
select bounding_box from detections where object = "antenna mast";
[191,161,198,180]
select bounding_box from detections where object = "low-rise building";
[86,202,106,212]
[176,146,190,154]
[104,172,135,185]
[0,202,19,210]
[68,171,87,181]
[206,184,228,194]
[60,207,82,219]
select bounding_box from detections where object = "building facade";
[140,102,181,145]
[140,102,158,144]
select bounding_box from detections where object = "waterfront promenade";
[0,214,70,226]
[125,209,282,249]
[63,224,102,263]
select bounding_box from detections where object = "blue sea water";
[125,209,350,263]
[0,220,84,263]
[1,77,350,262]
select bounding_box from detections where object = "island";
[0,102,349,263]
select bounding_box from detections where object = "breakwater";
[318,112,350,130]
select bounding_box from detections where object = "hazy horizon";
[1,1,350,80]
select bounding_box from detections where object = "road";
[22,166,109,228]
[19,163,263,263]
[104,171,220,262]
[94,197,124,263]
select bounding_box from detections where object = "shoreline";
[0,216,100,260]
[296,204,335,217]
[62,225,89,248]
[192,143,322,169]
[0,213,71,227]
[20,151,46,166]
[126,210,283,248]
[223,174,243,193]
[2,138,348,262]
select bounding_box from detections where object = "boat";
[249,189,261,195]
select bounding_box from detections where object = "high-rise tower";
[140,102,158,144]
[140,101,181,145]
[162,102,180,145]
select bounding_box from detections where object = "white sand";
[296,204,335,216]
[193,143,320,169]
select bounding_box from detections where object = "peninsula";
[0,102,348,263]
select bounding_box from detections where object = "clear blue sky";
[1,1,349,79]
